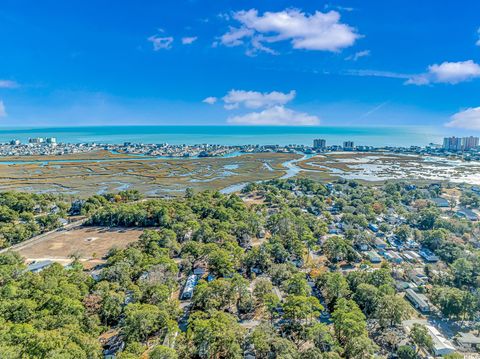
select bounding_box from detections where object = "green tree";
[323,236,358,264]
[410,324,433,354]
[208,248,236,278]
[123,304,173,343]
[149,345,178,359]
[353,283,380,316]
[375,295,411,327]
[396,345,417,359]
[331,298,367,345]
[283,273,311,296]
[344,335,378,359]
[282,295,323,324]
[253,278,274,307]
[317,272,351,310]
[186,311,245,359]
[307,322,336,352]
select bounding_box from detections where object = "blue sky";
[0,0,479,130]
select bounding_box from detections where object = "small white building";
[425,325,456,356]
[181,274,198,300]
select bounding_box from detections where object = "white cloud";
[324,4,355,12]
[446,107,480,130]
[220,26,254,47]
[220,8,360,55]
[0,80,19,89]
[345,50,370,61]
[202,96,218,105]
[0,101,7,117]
[344,69,411,79]
[406,60,480,85]
[227,105,319,126]
[148,35,174,50]
[223,90,296,109]
[182,36,198,45]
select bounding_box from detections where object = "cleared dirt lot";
[15,226,143,268]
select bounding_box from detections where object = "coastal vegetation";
[0,192,70,248]
[0,152,299,198]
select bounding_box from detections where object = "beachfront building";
[443,136,462,151]
[28,137,45,144]
[462,136,479,150]
[343,141,354,150]
[313,138,326,150]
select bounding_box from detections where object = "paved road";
[0,218,87,254]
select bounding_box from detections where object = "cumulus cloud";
[406,60,480,85]
[223,90,296,109]
[220,8,360,55]
[182,36,198,45]
[0,101,7,117]
[446,107,480,130]
[227,105,319,126]
[345,50,370,61]
[202,96,218,105]
[0,80,19,88]
[148,35,174,50]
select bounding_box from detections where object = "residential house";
[425,325,456,356]
[456,332,480,351]
[27,260,53,273]
[431,197,450,208]
[419,248,439,262]
[181,274,198,300]
[456,207,478,221]
[366,251,382,264]
[405,289,431,313]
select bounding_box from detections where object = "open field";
[0,151,299,197]
[14,226,143,268]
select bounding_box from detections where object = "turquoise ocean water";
[0,126,446,147]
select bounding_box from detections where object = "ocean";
[0,126,446,147]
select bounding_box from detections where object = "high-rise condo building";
[462,136,479,150]
[343,141,354,150]
[313,138,326,149]
[442,137,462,151]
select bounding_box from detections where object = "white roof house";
[405,289,430,313]
[425,325,456,356]
[181,274,198,300]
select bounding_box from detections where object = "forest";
[0,179,479,358]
